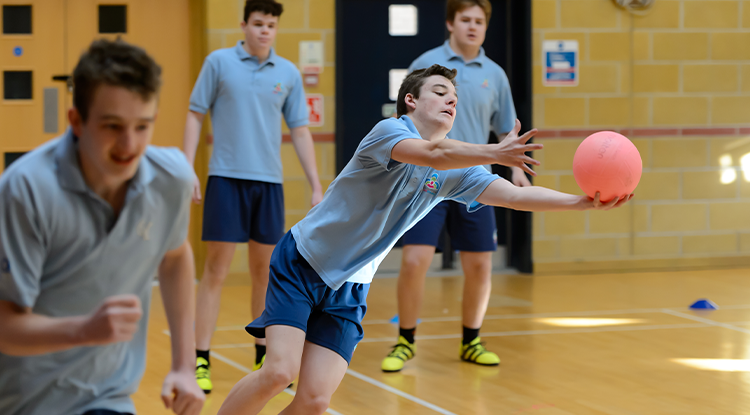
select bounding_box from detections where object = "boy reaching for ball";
[216,64,633,415]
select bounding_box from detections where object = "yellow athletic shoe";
[381,336,416,372]
[252,354,265,372]
[459,337,500,366]
[195,357,212,394]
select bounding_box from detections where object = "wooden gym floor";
[134,268,750,414]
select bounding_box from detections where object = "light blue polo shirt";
[291,115,500,290]
[189,41,309,183]
[410,41,516,165]
[0,129,193,415]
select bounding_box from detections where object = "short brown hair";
[396,64,458,117]
[446,0,492,23]
[72,39,161,122]
[244,0,283,21]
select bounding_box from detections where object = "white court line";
[161,332,344,415]
[212,305,750,330]
[660,309,750,335]
[212,307,674,331]
[361,307,669,325]
[358,322,712,343]
[204,323,711,348]
[345,369,457,415]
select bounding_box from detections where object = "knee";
[203,250,235,277]
[202,262,230,285]
[463,258,492,281]
[263,366,296,390]
[297,393,331,415]
[401,253,431,273]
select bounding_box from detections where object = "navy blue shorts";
[202,176,285,244]
[402,200,497,252]
[245,232,369,364]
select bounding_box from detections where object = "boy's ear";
[405,93,417,113]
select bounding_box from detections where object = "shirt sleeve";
[490,71,517,135]
[189,56,219,114]
[445,166,501,213]
[282,70,309,129]
[356,119,418,171]
[0,181,46,308]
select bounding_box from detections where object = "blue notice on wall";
[543,40,578,87]
[13,46,23,57]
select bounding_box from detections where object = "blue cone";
[389,314,421,324]
[689,299,719,310]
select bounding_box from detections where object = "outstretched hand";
[496,120,543,176]
[584,192,634,211]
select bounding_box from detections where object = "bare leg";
[247,240,275,346]
[217,325,305,415]
[397,245,435,329]
[460,251,493,329]
[279,342,349,415]
[195,241,237,350]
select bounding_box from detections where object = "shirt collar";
[54,128,156,196]
[442,40,485,66]
[399,115,422,138]
[235,40,277,67]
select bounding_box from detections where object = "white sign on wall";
[542,40,579,87]
[300,41,323,74]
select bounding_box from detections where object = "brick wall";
[532,0,750,272]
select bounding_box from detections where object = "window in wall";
[4,152,27,168]
[99,5,127,33]
[389,69,408,101]
[3,5,32,34]
[389,5,418,36]
[4,71,32,100]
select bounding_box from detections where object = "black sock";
[399,327,416,344]
[462,326,480,345]
[196,349,210,365]
[255,344,267,364]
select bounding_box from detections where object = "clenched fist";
[77,294,143,346]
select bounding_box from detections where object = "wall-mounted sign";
[300,41,323,74]
[542,40,578,87]
[307,94,324,127]
[13,46,23,57]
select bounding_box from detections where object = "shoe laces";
[196,364,210,380]
[387,342,414,361]
[462,340,489,361]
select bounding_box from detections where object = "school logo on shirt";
[137,219,153,241]
[273,82,284,94]
[422,173,441,194]
[481,79,489,88]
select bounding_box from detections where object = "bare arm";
[0,301,86,355]
[476,178,633,212]
[183,111,205,203]
[289,125,324,206]
[158,240,197,374]
[158,240,205,414]
[0,295,142,356]
[392,120,542,174]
